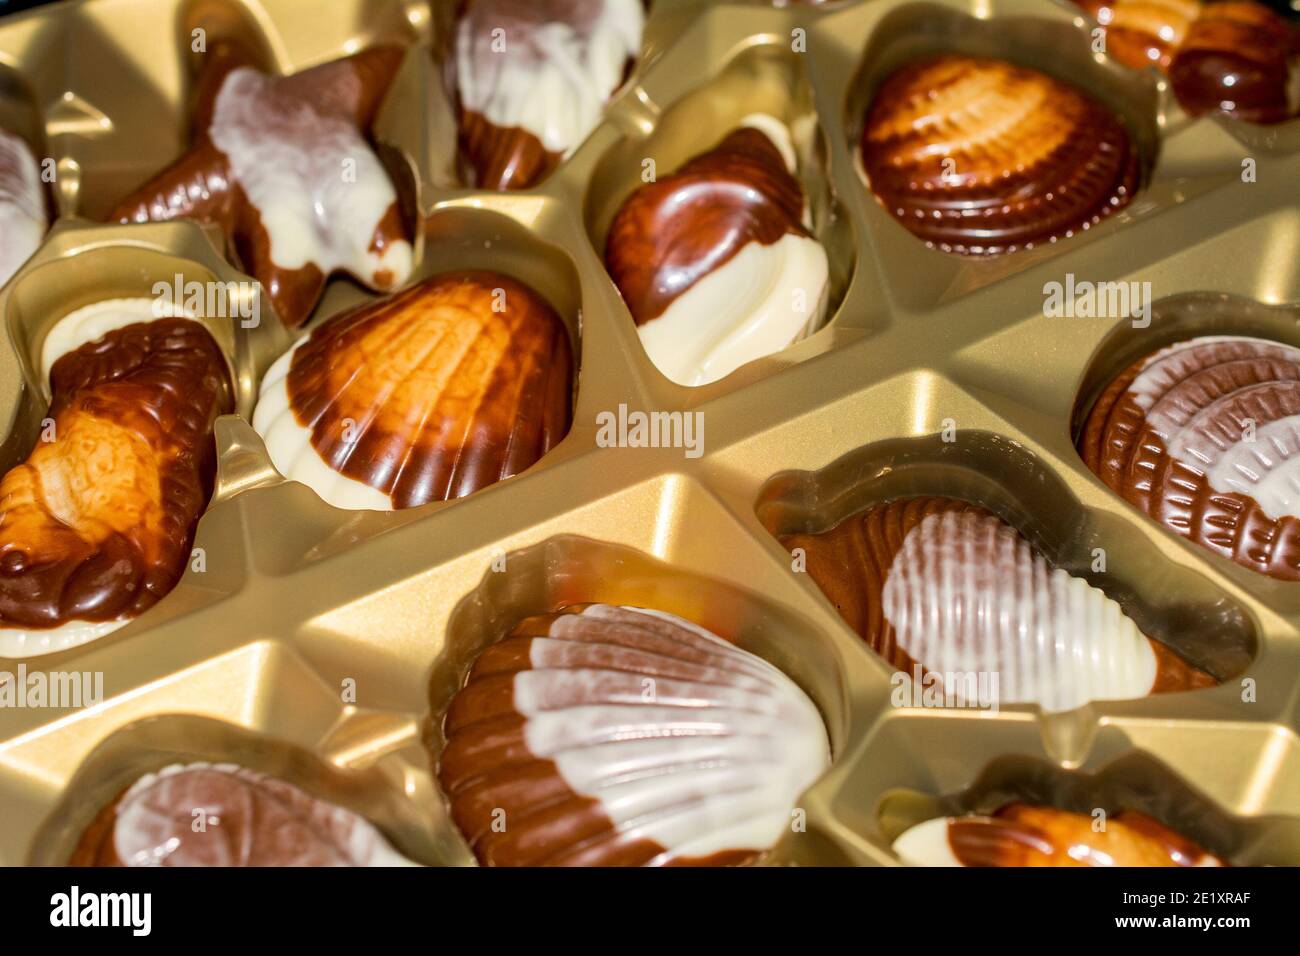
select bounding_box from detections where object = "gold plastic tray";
[1,0,1298,867]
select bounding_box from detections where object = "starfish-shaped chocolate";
[110,33,413,328]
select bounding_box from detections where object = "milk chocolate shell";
[110,30,412,328]
[70,762,415,866]
[605,115,829,386]
[859,55,1140,255]
[439,604,830,866]
[456,0,645,190]
[1080,0,1300,123]
[253,271,573,511]
[0,128,46,287]
[1079,335,1300,579]
[0,299,231,658]
[781,498,1215,711]
[893,803,1227,866]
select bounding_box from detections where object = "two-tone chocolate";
[894,803,1227,866]
[252,270,573,510]
[605,115,829,386]
[781,497,1215,711]
[1080,0,1300,123]
[71,762,415,866]
[439,604,830,866]
[0,299,232,657]
[0,128,45,287]
[111,21,412,328]
[859,54,1140,255]
[1079,335,1300,579]
[455,0,644,190]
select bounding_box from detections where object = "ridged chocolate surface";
[1079,335,1300,579]
[1077,0,1201,70]
[605,127,810,325]
[110,37,409,328]
[439,604,829,867]
[859,54,1140,255]
[70,763,410,867]
[945,803,1226,867]
[0,318,231,631]
[781,496,1215,708]
[265,271,572,508]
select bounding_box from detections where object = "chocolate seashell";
[438,604,830,866]
[0,300,232,657]
[894,802,1227,866]
[605,117,829,385]
[455,0,644,190]
[253,271,573,511]
[71,762,415,867]
[0,128,46,287]
[110,28,412,328]
[859,54,1140,255]
[1076,0,1201,70]
[781,497,1215,711]
[1080,335,1300,579]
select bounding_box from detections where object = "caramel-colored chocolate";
[948,803,1227,867]
[109,31,409,328]
[0,319,231,631]
[1076,0,1201,70]
[781,497,1216,701]
[1079,336,1300,579]
[458,109,563,192]
[859,54,1140,255]
[282,271,572,507]
[605,127,810,324]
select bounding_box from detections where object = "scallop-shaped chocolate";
[71,763,415,867]
[1080,335,1300,579]
[894,803,1226,867]
[253,271,573,510]
[781,498,1214,711]
[605,115,829,386]
[0,299,232,657]
[859,54,1140,255]
[439,604,830,866]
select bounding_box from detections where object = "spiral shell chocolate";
[893,802,1227,867]
[1079,335,1300,579]
[71,762,415,867]
[859,54,1141,255]
[782,497,1215,711]
[253,271,573,511]
[439,604,830,866]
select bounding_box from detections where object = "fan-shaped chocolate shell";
[1079,335,1300,579]
[894,802,1227,866]
[781,497,1214,711]
[439,604,830,866]
[70,762,415,867]
[253,271,573,511]
[859,54,1140,255]
[0,299,232,657]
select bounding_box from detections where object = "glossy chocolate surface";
[109,35,409,328]
[859,54,1140,255]
[1079,335,1300,579]
[0,319,231,630]
[282,271,572,508]
[605,127,811,325]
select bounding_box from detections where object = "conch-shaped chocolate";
[1080,335,1300,579]
[781,498,1215,711]
[439,604,830,866]
[1079,0,1300,123]
[455,0,644,190]
[605,116,829,386]
[71,762,415,866]
[859,54,1140,255]
[253,271,573,510]
[894,803,1227,866]
[110,27,412,328]
[0,299,232,657]
[0,128,46,287]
